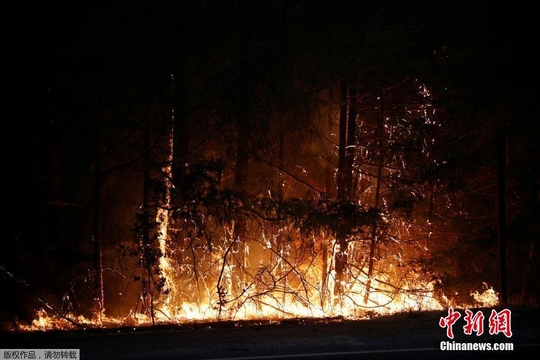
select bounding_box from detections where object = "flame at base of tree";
[19,282,498,332]
[13,153,503,332]
[16,162,501,332]
[13,77,506,332]
[18,224,499,332]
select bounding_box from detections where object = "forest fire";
[19,285,498,333]
[5,2,537,344]
[6,73,507,334]
[17,237,499,333]
[8,75,505,334]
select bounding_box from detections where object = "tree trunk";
[92,7,104,318]
[169,65,191,277]
[140,0,156,325]
[92,131,104,320]
[171,73,190,191]
[334,79,350,302]
[230,0,252,293]
[142,105,156,324]
[344,81,357,199]
[364,92,385,304]
[337,79,348,200]
[277,117,287,313]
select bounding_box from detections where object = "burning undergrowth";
[4,184,500,333]
[5,135,503,333]
[2,78,513,334]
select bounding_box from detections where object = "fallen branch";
[0,264,85,330]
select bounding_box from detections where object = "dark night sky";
[5,0,538,242]
[8,1,536,94]
[7,0,536,196]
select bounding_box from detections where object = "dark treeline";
[2,1,538,327]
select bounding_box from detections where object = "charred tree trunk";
[337,80,348,200]
[92,124,104,320]
[344,81,357,200]
[233,121,249,292]
[364,92,385,304]
[139,0,155,324]
[141,106,156,325]
[230,0,252,295]
[171,75,190,192]
[277,0,288,313]
[334,79,351,302]
[277,117,287,313]
[321,166,334,309]
[92,5,104,320]
[169,66,191,275]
